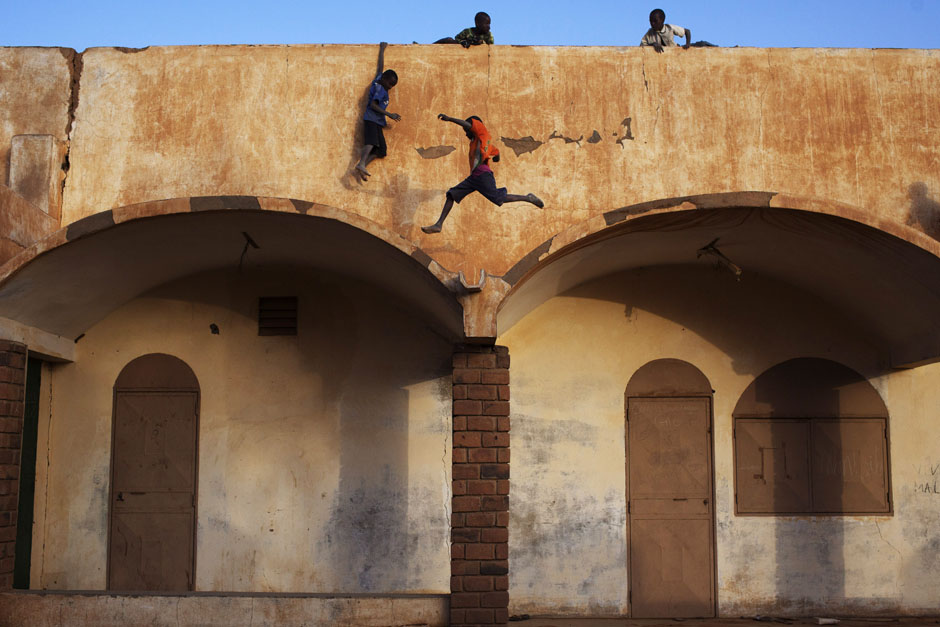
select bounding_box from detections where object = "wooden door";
[627,396,715,618]
[109,354,199,591]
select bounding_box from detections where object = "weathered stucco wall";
[500,265,940,616]
[30,267,452,593]
[51,45,940,277]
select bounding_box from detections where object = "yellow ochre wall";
[29,267,453,592]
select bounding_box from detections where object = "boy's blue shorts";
[447,171,507,206]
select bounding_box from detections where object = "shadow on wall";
[906,182,940,240]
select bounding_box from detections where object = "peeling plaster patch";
[587,130,602,144]
[65,211,114,241]
[500,136,544,157]
[548,131,583,146]
[502,237,554,286]
[290,199,314,214]
[190,196,262,212]
[415,145,456,160]
[615,117,635,148]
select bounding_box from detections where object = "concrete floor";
[510,618,940,627]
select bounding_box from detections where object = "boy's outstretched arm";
[438,113,471,130]
[376,42,387,75]
[369,100,400,121]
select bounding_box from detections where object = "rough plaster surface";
[48,45,940,277]
[30,267,453,593]
[500,266,940,616]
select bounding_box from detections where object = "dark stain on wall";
[415,145,456,160]
[500,136,544,156]
[587,130,602,144]
[906,182,940,240]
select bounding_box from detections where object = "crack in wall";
[58,49,83,219]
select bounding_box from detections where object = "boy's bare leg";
[421,195,455,234]
[355,145,375,177]
[504,193,544,208]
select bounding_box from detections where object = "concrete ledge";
[0,316,74,362]
[0,591,449,627]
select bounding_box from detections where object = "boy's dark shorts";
[363,120,387,158]
[447,171,507,206]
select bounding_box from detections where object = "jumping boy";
[640,8,692,52]
[355,42,400,180]
[421,113,543,235]
[434,12,494,47]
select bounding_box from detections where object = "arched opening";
[109,353,200,591]
[625,359,715,618]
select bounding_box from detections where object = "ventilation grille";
[258,297,298,336]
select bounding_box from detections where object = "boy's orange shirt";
[468,119,500,172]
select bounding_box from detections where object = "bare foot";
[355,164,371,178]
[421,224,442,234]
[527,193,544,208]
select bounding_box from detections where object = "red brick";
[481,463,510,479]
[498,386,510,401]
[452,513,466,527]
[497,480,510,495]
[452,354,468,368]
[452,448,467,463]
[483,401,510,416]
[482,528,508,543]
[453,480,467,496]
[450,592,481,608]
[495,543,508,559]
[497,448,510,463]
[468,448,498,463]
[0,368,24,386]
[0,451,16,465]
[0,403,21,419]
[0,384,23,402]
[453,464,480,480]
[0,527,15,543]
[467,416,496,431]
[465,608,495,624]
[494,607,510,623]
[0,343,25,354]
[0,542,12,559]
[0,435,21,449]
[480,560,509,575]
[0,352,25,370]
[454,432,482,448]
[454,369,481,384]
[451,544,465,559]
[497,417,510,432]
[453,385,468,400]
[465,512,495,527]
[467,353,497,369]
[451,575,463,592]
[467,385,498,401]
[467,480,497,495]
[495,512,509,527]
[0,557,15,574]
[482,495,509,511]
[450,608,466,624]
[0,496,17,511]
[0,466,18,480]
[452,560,479,575]
[496,353,510,368]
[0,419,22,434]
[481,591,509,608]
[452,527,480,543]
[0,481,17,497]
[0,512,12,526]
[454,400,482,416]
[466,544,495,560]
[494,576,509,591]
[453,496,481,512]
[463,575,494,592]
[481,370,509,385]
[453,416,467,431]
[482,433,509,448]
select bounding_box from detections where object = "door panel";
[109,391,197,591]
[628,397,714,618]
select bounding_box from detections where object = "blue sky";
[2,0,938,50]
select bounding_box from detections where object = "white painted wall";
[501,265,940,616]
[30,266,453,593]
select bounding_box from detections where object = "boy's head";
[649,9,665,31]
[474,12,491,34]
[379,69,398,89]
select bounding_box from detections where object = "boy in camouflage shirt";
[435,12,493,47]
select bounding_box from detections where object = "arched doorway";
[625,359,715,618]
[108,353,200,591]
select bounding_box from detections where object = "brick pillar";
[451,345,510,626]
[0,341,26,589]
